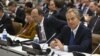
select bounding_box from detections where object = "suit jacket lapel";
[75,23,83,42]
[43,18,47,38]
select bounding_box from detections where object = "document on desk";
[9,35,30,42]
[48,46,91,56]
[51,48,73,56]
[0,34,29,42]
[51,49,92,56]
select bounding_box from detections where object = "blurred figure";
[74,0,81,9]
[44,0,56,18]
[88,3,100,54]
[89,2,98,16]
[79,0,93,27]
[25,2,33,9]
[8,1,25,27]
[42,0,51,14]
[79,0,93,15]
[50,0,67,21]
[0,6,15,35]
[17,8,37,39]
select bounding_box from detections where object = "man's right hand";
[50,40,57,48]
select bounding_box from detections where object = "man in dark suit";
[88,3,100,54]
[50,8,92,53]
[50,0,67,21]
[0,6,15,35]
[78,0,93,26]
[42,0,50,14]
[78,0,93,15]
[31,8,66,43]
[8,1,25,27]
[88,3,100,36]
[89,2,98,17]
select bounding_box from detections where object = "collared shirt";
[94,11,97,16]
[83,6,89,15]
[71,22,80,38]
[57,8,61,14]
[47,11,53,18]
[64,22,80,52]
[75,3,80,9]
[39,17,47,41]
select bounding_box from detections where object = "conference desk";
[0,45,28,56]
[0,44,99,56]
[0,34,29,56]
[22,44,92,56]
[0,34,99,56]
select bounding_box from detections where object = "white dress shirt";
[39,17,47,41]
[64,22,80,52]
[47,11,53,18]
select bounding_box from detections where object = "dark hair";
[8,1,17,7]
[53,0,65,8]
[25,8,32,15]
[25,2,33,8]
[67,2,75,8]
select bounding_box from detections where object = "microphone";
[45,33,56,44]
[92,43,100,54]
[8,35,20,46]
[41,33,56,48]
[91,16,100,33]
[40,33,56,54]
[46,48,51,54]
[46,48,55,56]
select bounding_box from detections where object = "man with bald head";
[31,8,66,43]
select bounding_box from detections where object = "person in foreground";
[50,8,92,53]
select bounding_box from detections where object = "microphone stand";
[92,43,100,55]
[40,33,56,55]
[41,33,56,49]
